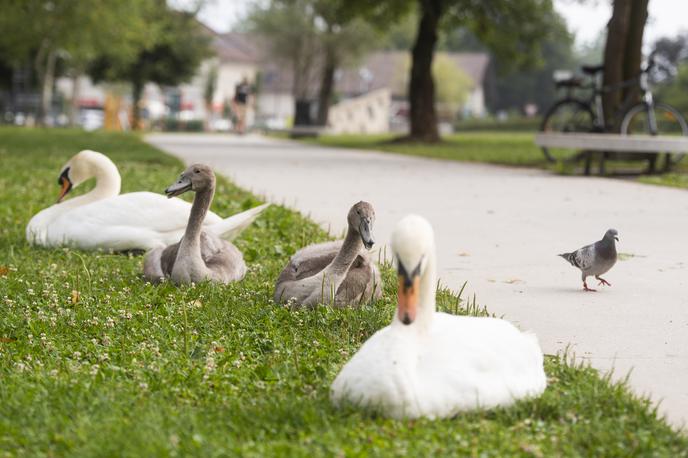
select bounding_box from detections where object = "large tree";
[248,0,375,127]
[406,0,556,141]
[0,0,152,125]
[349,0,556,141]
[601,0,649,131]
[89,5,211,129]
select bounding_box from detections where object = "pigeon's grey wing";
[574,244,596,272]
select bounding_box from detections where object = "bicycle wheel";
[539,99,595,162]
[621,102,688,168]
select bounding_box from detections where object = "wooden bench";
[535,132,688,175]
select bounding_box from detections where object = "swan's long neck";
[324,224,362,277]
[417,248,437,328]
[89,156,121,200]
[57,155,122,211]
[177,184,214,269]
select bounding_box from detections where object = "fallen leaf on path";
[503,278,523,284]
[0,266,8,277]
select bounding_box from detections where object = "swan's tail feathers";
[209,203,270,241]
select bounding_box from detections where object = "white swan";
[26,150,269,251]
[331,215,547,419]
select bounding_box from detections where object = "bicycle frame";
[565,57,659,134]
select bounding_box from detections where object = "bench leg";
[598,152,606,175]
[646,155,657,174]
[663,153,673,172]
[584,151,592,176]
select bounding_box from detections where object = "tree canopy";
[88,5,211,127]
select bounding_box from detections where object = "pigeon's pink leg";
[583,281,596,292]
[596,276,612,287]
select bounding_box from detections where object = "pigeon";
[559,229,618,292]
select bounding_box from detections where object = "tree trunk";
[602,0,649,131]
[132,79,144,130]
[316,46,336,127]
[68,71,81,127]
[408,0,442,142]
[622,0,648,103]
[34,41,57,126]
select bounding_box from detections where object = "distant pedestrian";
[232,77,251,134]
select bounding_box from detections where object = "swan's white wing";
[206,203,270,241]
[331,326,423,419]
[416,314,547,416]
[42,192,221,250]
[331,315,546,419]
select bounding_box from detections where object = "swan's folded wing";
[279,240,343,282]
[206,203,270,241]
[64,192,222,235]
[420,314,547,415]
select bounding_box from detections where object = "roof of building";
[213,32,262,63]
[203,27,490,97]
[335,51,490,97]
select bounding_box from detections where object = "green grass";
[300,132,548,168]
[1,127,686,457]
[298,132,688,190]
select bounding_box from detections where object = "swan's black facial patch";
[58,167,71,186]
[397,257,422,288]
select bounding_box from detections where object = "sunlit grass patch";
[0,127,686,456]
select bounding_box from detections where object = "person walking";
[232,77,251,134]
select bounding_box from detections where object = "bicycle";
[539,53,688,171]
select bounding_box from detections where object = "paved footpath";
[148,133,688,428]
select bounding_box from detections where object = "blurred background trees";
[0,0,685,139]
[0,0,209,129]
[88,4,211,128]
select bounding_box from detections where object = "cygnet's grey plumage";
[559,228,618,291]
[143,164,247,285]
[274,202,382,307]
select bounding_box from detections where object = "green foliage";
[1,127,686,456]
[488,11,576,113]
[656,63,688,116]
[246,0,320,99]
[0,1,153,72]
[302,132,552,167]
[247,0,376,101]
[89,9,211,89]
[433,54,472,109]
[392,53,472,109]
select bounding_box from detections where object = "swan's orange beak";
[397,274,419,325]
[57,176,72,203]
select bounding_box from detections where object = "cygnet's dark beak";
[614,236,619,242]
[359,218,374,250]
[165,175,192,198]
